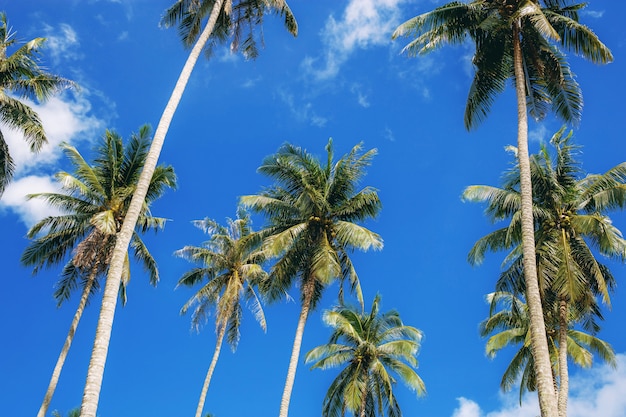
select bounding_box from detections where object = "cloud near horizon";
[451,353,626,417]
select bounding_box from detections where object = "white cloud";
[450,354,626,417]
[303,0,410,80]
[4,93,104,176]
[1,175,63,227]
[1,91,105,226]
[452,397,482,417]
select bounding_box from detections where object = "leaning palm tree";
[175,208,268,417]
[393,3,613,416]
[241,140,383,417]
[306,295,426,417]
[0,12,72,195]
[79,3,297,416]
[465,128,626,416]
[22,125,176,417]
[481,291,616,404]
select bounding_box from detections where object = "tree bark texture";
[512,22,558,417]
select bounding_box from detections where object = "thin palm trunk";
[37,268,97,417]
[557,299,569,417]
[358,374,368,417]
[278,278,314,417]
[195,323,227,417]
[79,4,225,416]
[512,22,558,417]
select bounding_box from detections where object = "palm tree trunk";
[278,278,314,417]
[512,22,558,417]
[195,323,227,417]
[557,299,569,417]
[37,268,97,417]
[78,5,225,417]
[358,375,368,417]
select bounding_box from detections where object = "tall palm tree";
[305,295,426,417]
[393,3,613,416]
[0,12,72,195]
[79,3,297,416]
[464,128,626,416]
[22,125,176,417]
[241,140,383,417]
[480,291,616,404]
[174,208,268,417]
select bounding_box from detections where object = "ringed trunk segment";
[512,21,558,417]
[557,299,569,417]
[278,278,315,417]
[79,3,225,416]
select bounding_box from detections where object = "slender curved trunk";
[278,278,314,417]
[78,5,225,417]
[557,299,569,417]
[512,22,558,417]
[37,268,97,417]
[195,324,227,417]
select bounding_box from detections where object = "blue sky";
[1,1,626,417]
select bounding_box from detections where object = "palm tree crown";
[395,5,613,415]
[23,125,176,294]
[161,0,297,59]
[464,128,626,306]
[241,139,383,417]
[392,0,613,130]
[306,295,426,417]
[175,208,268,417]
[481,291,616,403]
[22,125,176,417]
[0,12,72,194]
[465,127,626,415]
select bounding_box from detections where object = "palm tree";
[393,3,613,416]
[79,3,296,415]
[22,125,176,417]
[174,208,268,417]
[464,128,626,416]
[0,12,72,195]
[480,291,616,404]
[241,140,383,417]
[305,295,426,417]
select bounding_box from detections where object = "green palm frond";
[23,124,175,302]
[175,207,267,346]
[308,296,424,416]
[394,0,612,128]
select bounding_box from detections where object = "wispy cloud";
[303,0,410,81]
[41,23,82,65]
[528,124,549,143]
[277,89,328,127]
[582,9,605,19]
[450,354,626,417]
[350,83,371,108]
